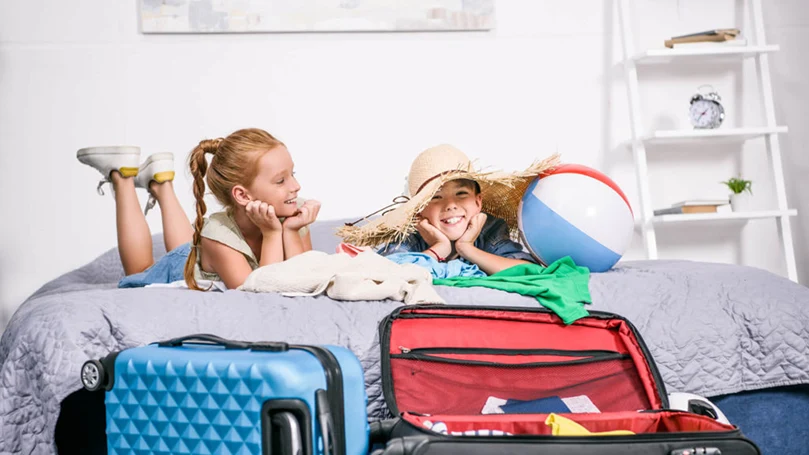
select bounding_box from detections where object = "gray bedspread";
[2,227,808,454]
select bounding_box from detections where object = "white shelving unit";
[640,126,788,145]
[618,0,798,282]
[632,45,780,64]
[653,209,797,225]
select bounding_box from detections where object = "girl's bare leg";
[111,172,153,275]
[151,180,193,252]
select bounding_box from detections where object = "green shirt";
[433,256,591,324]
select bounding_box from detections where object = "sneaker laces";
[144,194,157,215]
[96,178,109,196]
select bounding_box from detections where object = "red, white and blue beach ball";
[517,164,634,272]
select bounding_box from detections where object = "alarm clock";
[689,86,725,129]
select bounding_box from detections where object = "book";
[665,29,741,48]
[672,38,748,48]
[671,29,740,40]
[672,199,729,207]
[654,205,719,216]
[665,34,732,48]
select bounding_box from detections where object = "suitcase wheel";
[81,359,107,392]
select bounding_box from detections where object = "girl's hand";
[283,199,321,231]
[456,213,487,247]
[416,218,451,259]
[246,200,283,233]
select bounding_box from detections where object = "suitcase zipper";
[398,346,626,357]
[391,348,630,367]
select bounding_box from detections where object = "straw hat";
[337,144,560,247]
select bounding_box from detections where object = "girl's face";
[246,146,301,218]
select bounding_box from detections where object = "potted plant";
[721,177,753,212]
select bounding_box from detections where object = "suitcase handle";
[316,389,336,455]
[156,333,289,352]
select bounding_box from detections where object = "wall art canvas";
[139,0,495,33]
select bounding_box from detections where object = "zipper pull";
[398,346,411,354]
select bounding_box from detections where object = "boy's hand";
[416,218,451,259]
[246,200,283,234]
[456,213,487,252]
[283,199,321,231]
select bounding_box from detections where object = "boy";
[381,178,534,275]
[339,144,560,275]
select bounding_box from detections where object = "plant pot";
[729,192,752,212]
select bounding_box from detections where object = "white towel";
[238,250,445,305]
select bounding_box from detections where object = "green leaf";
[720,177,753,195]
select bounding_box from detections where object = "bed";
[1,218,808,454]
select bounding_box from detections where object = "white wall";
[1,0,807,331]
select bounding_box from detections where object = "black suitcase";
[370,305,760,455]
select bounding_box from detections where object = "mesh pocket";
[390,349,650,415]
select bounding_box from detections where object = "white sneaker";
[135,153,175,215]
[135,153,175,189]
[77,146,141,195]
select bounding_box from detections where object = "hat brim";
[338,153,561,247]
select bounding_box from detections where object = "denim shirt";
[378,214,536,264]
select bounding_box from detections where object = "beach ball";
[517,164,634,272]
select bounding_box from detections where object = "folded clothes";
[482,395,600,414]
[422,420,513,436]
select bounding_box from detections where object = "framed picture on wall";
[138,0,496,34]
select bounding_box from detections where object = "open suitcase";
[371,305,760,455]
[80,334,369,455]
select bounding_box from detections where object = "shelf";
[632,45,779,64]
[639,126,788,145]
[651,209,797,224]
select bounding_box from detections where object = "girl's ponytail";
[184,138,222,290]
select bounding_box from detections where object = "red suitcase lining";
[384,307,731,436]
[387,308,663,415]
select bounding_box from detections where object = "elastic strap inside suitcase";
[401,411,736,435]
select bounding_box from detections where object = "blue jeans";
[118,242,192,288]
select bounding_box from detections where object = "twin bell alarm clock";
[689,85,725,129]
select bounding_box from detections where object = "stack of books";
[665,29,742,48]
[653,200,729,216]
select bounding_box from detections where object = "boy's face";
[419,180,483,241]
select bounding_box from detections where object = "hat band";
[344,195,410,227]
[415,170,466,195]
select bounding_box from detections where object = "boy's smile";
[420,180,483,241]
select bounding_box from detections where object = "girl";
[77,128,320,291]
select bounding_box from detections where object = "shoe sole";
[137,153,175,188]
[77,146,141,179]
[77,146,141,157]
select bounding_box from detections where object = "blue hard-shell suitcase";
[80,334,369,455]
